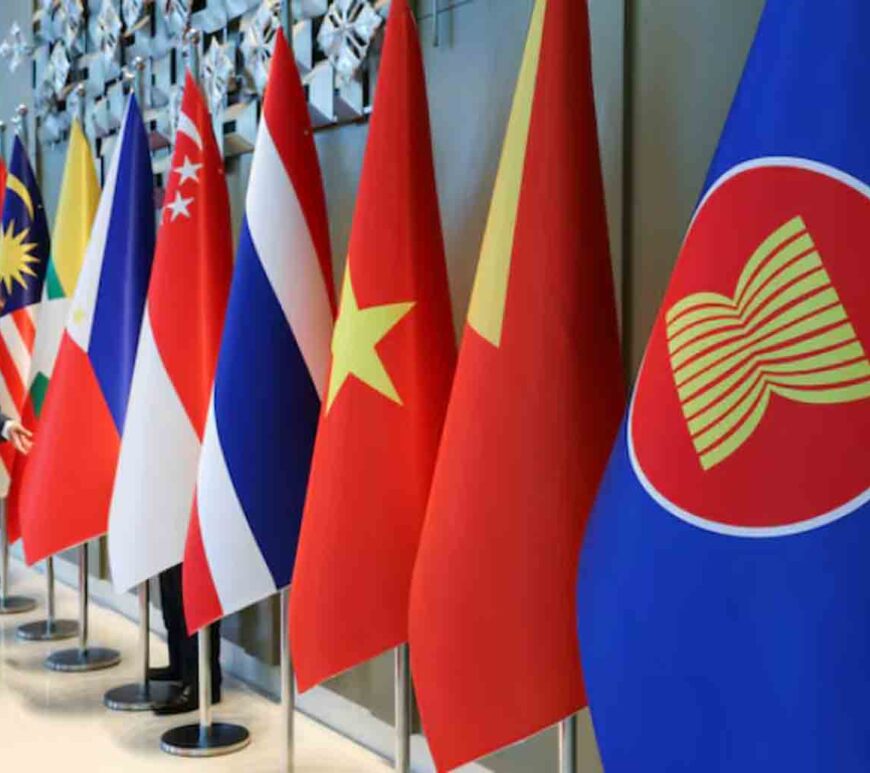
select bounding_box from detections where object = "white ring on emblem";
[627,156,870,538]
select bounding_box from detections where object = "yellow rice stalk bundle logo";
[666,216,870,470]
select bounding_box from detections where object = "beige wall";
[2,0,770,770]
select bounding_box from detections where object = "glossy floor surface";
[0,561,388,772]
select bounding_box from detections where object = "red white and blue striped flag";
[182,31,335,633]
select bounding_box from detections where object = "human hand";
[6,421,33,455]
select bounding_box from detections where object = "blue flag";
[579,2,870,771]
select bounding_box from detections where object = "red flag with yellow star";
[408,0,624,768]
[289,0,456,691]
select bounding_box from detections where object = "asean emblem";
[629,159,870,536]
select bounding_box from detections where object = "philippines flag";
[108,75,232,593]
[182,31,335,633]
[579,2,870,771]
[19,97,155,564]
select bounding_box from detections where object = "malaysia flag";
[182,31,335,633]
[19,96,155,564]
[107,74,233,593]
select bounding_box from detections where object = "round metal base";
[0,595,37,615]
[45,647,121,672]
[161,723,251,758]
[17,619,79,641]
[104,681,180,712]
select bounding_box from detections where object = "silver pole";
[395,644,411,772]
[46,557,55,622]
[280,588,295,771]
[133,56,147,107]
[140,581,150,686]
[185,28,201,82]
[0,502,8,600]
[14,104,28,154]
[0,120,6,163]
[281,0,293,42]
[199,626,213,730]
[558,715,578,773]
[78,543,88,651]
[432,0,440,47]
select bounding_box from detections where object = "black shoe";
[148,666,182,683]
[152,685,222,716]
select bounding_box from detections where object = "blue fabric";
[212,218,321,590]
[0,135,50,314]
[578,2,870,771]
[89,95,155,434]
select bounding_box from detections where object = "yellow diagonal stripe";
[666,218,870,470]
[6,173,33,219]
[467,0,546,347]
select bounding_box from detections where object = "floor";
[0,561,389,773]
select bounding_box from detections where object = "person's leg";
[155,566,184,681]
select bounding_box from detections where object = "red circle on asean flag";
[630,159,870,536]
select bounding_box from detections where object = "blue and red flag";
[182,31,335,633]
[579,2,870,771]
[0,135,50,525]
[19,96,155,563]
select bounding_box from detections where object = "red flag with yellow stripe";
[289,0,456,691]
[408,0,624,768]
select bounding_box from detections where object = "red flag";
[0,156,6,213]
[408,0,625,769]
[290,0,456,690]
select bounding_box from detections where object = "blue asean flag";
[579,2,870,771]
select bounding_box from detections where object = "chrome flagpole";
[395,644,411,772]
[160,624,250,757]
[281,587,295,772]
[558,715,578,773]
[45,542,121,671]
[0,110,38,617]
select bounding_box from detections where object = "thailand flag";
[579,2,870,771]
[20,97,155,564]
[108,75,233,593]
[182,31,335,633]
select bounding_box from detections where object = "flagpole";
[0,109,38,617]
[280,587,295,772]
[558,714,578,773]
[18,86,84,642]
[395,644,411,772]
[0,500,36,614]
[161,40,248,755]
[45,542,121,671]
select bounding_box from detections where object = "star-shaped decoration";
[174,156,202,185]
[326,261,415,413]
[166,191,194,221]
[71,307,87,325]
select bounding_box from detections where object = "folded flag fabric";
[290,0,456,691]
[7,119,99,541]
[579,2,870,771]
[182,30,335,633]
[108,74,233,593]
[19,96,155,564]
[0,134,51,539]
[408,0,624,769]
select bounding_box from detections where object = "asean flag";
[290,0,456,691]
[579,2,870,771]
[19,96,155,564]
[408,0,624,769]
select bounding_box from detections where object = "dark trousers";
[158,564,222,696]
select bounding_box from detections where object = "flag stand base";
[17,619,78,641]
[45,646,121,672]
[104,681,179,711]
[0,595,36,615]
[161,723,251,758]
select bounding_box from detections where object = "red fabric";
[0,157,6,215]
[290,0,456,691]
[408,1,625,769]
[19,334,120,564]
[148,73,232,438]
[181,500,223,635]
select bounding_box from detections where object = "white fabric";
[107,313,201,592]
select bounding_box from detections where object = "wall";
[1,0,771,770]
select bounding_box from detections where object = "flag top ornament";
[289,0,456,693]
[0,135,50,516]
[108,74,233,594]
[408,0,624,769]
[19,96,154,564]
[182,30,335,634]
[579,3,870,772]
[7,119,99,542]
